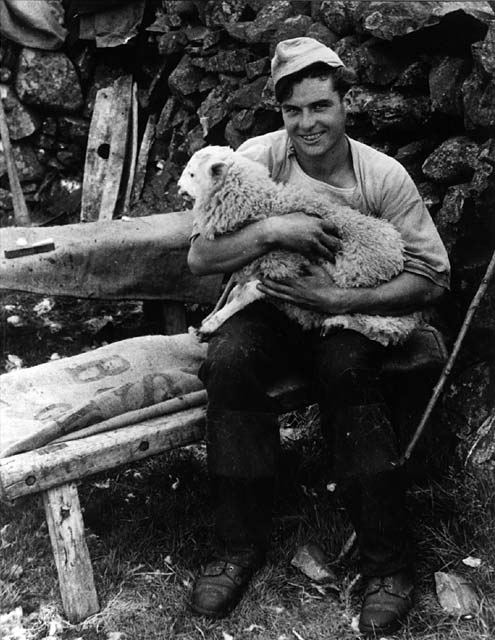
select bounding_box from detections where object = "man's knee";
[199,303,288,397]
[200,334,264,388]
[199,320,280,411]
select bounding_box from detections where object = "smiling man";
[187,37,450,635]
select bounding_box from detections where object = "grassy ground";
[1,294,494,639]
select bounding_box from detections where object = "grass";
[1,435,494,639]
[1,293,494,639]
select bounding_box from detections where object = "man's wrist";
[322,286,376,315]
[260,217,280,249]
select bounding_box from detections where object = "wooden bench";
[0,325,447,622]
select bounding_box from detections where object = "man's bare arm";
[188,219,274,275]
[187,213,342,275]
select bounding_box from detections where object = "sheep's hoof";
[188,325,207,343]
[196,323,216,341]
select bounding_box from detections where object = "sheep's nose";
[178,187,194,205]
[178,185,191,198]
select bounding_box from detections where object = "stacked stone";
[148,0,495,459]
[0,39,92,224]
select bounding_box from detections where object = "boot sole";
[190,598,239,619]
[359,616,404,636]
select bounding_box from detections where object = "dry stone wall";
[0,1,494,465]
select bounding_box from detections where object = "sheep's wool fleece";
[180,146,421,346]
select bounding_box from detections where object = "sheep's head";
[178,145,236,202]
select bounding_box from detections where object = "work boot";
[359,570,414,636]
[191,547,264,618]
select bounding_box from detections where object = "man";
[187,37,450,635]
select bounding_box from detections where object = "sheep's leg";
[198,280,264,337]
[199,279,239,330]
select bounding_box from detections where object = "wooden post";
[160,302,187,334]
[0,92,30,226]
[143,300,187,335]
[42,483,99,622]
[99,76,133,220]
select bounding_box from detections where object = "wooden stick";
[401,249,495,463]
[130,113,156,206]
[54,389,207,443]
[1,388,206,457]
[332,530,357,565]
[0,93,30,226]
[121,80,138,216]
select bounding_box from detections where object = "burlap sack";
[0,333,207,457]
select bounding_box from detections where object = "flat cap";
[271,37,344,89]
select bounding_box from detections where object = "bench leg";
[42,482,99,622]
[142,300,187,335]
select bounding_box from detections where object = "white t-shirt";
[286,156,362,212]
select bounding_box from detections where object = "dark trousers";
[199,301,411,577]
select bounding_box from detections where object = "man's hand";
[267,212,342,262]
[258,265,350,314]
[258,269,446,317]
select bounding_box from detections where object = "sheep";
[178,145,421,346]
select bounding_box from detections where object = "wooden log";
[42,483,99,622]
[0,407,206,502]
[0,91,30,226]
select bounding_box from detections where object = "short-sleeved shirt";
[235,130,451,290]
[286,154,362,212]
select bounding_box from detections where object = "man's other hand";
[258,264,349,314]
[266,212,342,262]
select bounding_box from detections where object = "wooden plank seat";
[0,325,447,623]
[0,212,222,303]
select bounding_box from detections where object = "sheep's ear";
[208,161,228,183]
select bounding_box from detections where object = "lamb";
[178,145,421,346]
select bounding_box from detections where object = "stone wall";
[0,1,494,462]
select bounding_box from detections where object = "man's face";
[280,76,346,161]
